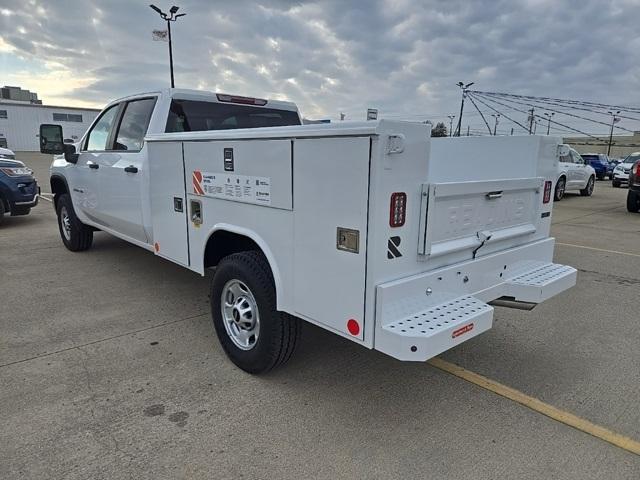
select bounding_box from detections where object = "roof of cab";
[108,88,298,112]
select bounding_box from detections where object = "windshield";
[166,99,301,133]
[623,154,640,164]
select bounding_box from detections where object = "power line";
[469,93,606,140]
[466,94,493,135]
[474,91,638,131]
[467,93,530,133]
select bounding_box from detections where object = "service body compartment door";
[293,137,370,339]
[148,141,190,266]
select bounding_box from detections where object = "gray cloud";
[1,0,639,133]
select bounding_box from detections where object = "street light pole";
[453,81,474,137]
[544,112,555,135]
[607,110,621,156]
[447,115,455,137]
[491,113,500,136]
[150,5,186,88]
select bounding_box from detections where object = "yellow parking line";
[428,357,640,456]
[556,242,640,258]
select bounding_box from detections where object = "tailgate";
[418,177,544,258]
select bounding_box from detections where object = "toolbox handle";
[485,191,503,200]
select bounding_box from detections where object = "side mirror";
[63,143,79,164]
[39,124,64,154]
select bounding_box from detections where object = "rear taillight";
[543,181,552,204]
[389,192,407,227]
[216,93,267,106]
[633,162,640,177]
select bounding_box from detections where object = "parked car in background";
[0,147,16,160]
[580,153,609,180]
[607,158,623,179]
[0,157,39,224]
[555,146,596,200]
[627,158,640,212]
[612,152,640,188]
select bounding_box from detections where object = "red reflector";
[452,323,474,339]
[347,319,360,336]
[543,180,552,204]
[216,93,267,106]
[389,192,407,227]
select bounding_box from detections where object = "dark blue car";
[580,153,609,180]
[0,158,39,224]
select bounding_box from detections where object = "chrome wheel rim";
[60,206,71,241]
[221,280,259,350]
[587,177,594,194]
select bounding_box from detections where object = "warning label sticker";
[194,171,271,206]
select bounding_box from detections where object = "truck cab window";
[114,98,156,151]
[85,105,119,151]
[166,100,301,133]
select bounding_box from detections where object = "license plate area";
[418,177,544,257]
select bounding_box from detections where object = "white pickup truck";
[40,88,576,373]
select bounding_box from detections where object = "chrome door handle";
[486,191,503,199]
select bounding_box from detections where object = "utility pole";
[527,107,535,134]
[544,112,555,135]
[454,81,474,136]
[447,115,455,137]
[607,110,621,156]
[491,113,500,136]
[150,5,186,88]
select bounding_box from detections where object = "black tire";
[580,176,595,196]
[12,206,31,216]
[0,197,5,225]
[210,251,299,374]
[554,177,566,201]
[56,193,93,251]
[612,180,620,188]
[627,191,640,213]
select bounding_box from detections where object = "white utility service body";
[145,120,576,361]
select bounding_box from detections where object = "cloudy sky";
[1,0,639,135]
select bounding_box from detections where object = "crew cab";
[39,88,576,374]
[0,157,39,224]
[554,146,596,201]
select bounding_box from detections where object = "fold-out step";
[504,262,577,303]
[378,295,493,361]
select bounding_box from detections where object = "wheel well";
[0,191,8,211]
[204,230,262,269]
[50,176,69,208]
[557,175,566,183]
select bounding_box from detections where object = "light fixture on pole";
[491,113,500,136]
[453,81,474,137]
[447,115,455,137]
[607,110,621,156]
[544,112,555,135]
[149,4,186,88]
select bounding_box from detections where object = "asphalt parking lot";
[1,158,639,479]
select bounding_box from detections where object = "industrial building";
[0,86,100,151]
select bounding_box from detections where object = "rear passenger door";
[98,97,157,243]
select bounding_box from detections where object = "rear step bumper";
[374,238,576,361]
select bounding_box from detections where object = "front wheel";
[210,251,299,374]
[56,193,93,251]
[627,191,640,213]
[580,176,595,196]
[554,177,566,201]
[612,180,620,188]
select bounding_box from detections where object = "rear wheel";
[554,177,566,201]
[56,193,93,251]
[627,191,640,213]
[612,180,620,188]
[210,251,299,374]
[580,176,595,196]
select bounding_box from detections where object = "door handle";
[124,165,138,173]
[88,163,99,169]
[485,191,503,200]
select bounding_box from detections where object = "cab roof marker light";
[216,94,268,106]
